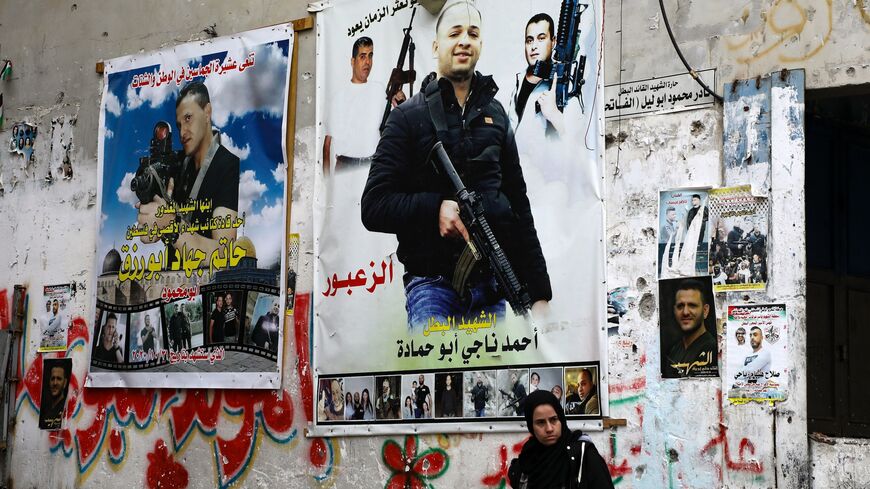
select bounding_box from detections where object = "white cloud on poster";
[205,42,288,127]
[221,133,251,161]
[116,172,138,208]
[125,73,177,111]
[104,92,122,116]
[271,162,286,183]
[105,128,114,139]
[244,198,284,268]
[238,169,266,219]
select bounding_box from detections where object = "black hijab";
[517,390,574,488]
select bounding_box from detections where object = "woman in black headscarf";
[508,390,614,489]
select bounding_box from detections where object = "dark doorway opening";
[806,85,870,438]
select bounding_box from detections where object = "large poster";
[708,185,768,292]
[89,25,293,389]
[313,0,605,433]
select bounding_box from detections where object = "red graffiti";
[0,289,9,329]
[146,439,189,489]
[293,293,313,421]
[481,438,527,487]
[609,377,646,395]
[310,438,329,468]
[700,389,763,474]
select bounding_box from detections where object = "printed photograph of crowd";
[710,218,768,288]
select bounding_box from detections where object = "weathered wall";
[0,0,867,488]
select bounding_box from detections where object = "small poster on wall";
[726,304,789,404]
[658,276,719,379]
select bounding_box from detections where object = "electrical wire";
[658,0,724,103]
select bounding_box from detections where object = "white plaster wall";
[0,0,866,488]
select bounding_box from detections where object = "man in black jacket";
[361,1,551,329]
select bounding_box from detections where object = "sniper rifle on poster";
[429,141,533,319]
[379,6,417,133]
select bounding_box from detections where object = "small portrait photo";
[496,369,529,417]
[343,376,376,421]
[529,367,564,407]
[39,358,72,430]
[206,291,243,345]
[374,375,401,420]
[129,309,164,362]
[92,311,127,364]
[434,372,463,418]
[564,366,600,416]
[401,373,435,419]
[317,377,344,422]
[246,293,280,353]
[463,370,496,418]
[12,125,18,137]
[164,299,199,351]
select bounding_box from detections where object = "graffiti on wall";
[14,292,343,489]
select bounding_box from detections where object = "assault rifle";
[379,7,417,133]
[530,0,589,110]
[430,142,533,318]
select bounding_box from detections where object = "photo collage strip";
[316,363,601,424]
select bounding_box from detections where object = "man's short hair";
[750,326,762,334]
[736,327,746,334]
[691,194,701,200]
[435,0,482,34]
[106,312,117,322]
[352,36,373,58]
[177,81,210,109]
[666,206,676,212]
[675,279,707,305]
[526,12,555,38]
[579,368,594,384]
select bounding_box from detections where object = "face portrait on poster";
[658,188,711,279]
[39,358,72,430]
[313,0,605,434]
[726,304,788,403]
[39,284,72,352]
[659,276,719,379]
[90,25,293,389]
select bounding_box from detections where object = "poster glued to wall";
[39,358,72,430]
[658,187,710,279]
[725,304,788,404]
[708,185,769,292]
[38,284,72,352]
[313,0,606,434]
[89,25,293,389]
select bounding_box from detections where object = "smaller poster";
[658,188,710,279]
[709,185,769,292]
[726,304,789,403]
[39,284,72,352]
[659,276,718,378]
[39,358,72,430]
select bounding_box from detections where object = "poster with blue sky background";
[89,25,292,389]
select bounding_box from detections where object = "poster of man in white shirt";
[726,304,788,403]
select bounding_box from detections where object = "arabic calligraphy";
[160,284,199,303]
[346,0,418,37]
[322,257,395,296]
[396,329,538,365]
[125,213,244,242]
[604,70,716,118]
[423,311,498,337]
[129,346,224,365]
[117,238,247,282]
[130,53,256,89]
[670,351,714,377]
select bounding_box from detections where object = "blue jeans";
[475,407,486,417]
[404,274,506,330]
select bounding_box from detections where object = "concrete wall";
[0,0,867,487]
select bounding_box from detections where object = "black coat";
[361,73,551,302]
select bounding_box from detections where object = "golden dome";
[235,236,256,260]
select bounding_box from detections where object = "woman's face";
[551,385,563,399]
[362,389,370,404]
[346,392,353,404]
[331,380,342,401]
[423,401,430,412]
[405,397,412,407]
[445,375,452,386]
